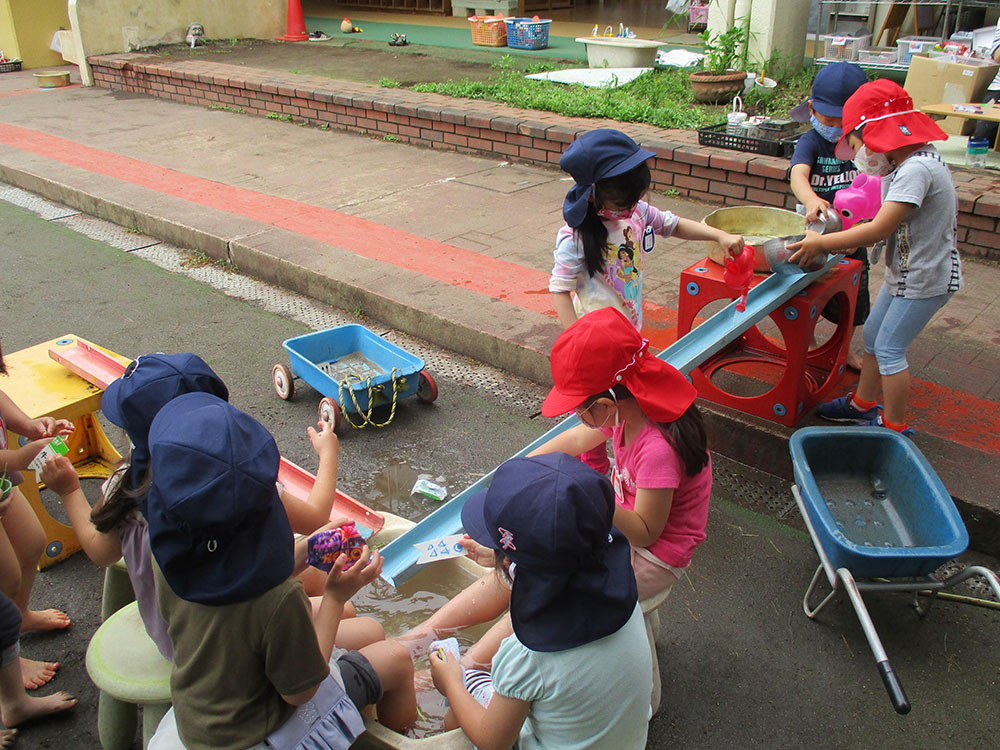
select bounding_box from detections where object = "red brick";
[973,191,1000,218]
[431,120,456,133]
[672,146,711,167]
[505,133,532,148]
[728,172,767,189]
[518,122,550,139]
[708,152,754,172]
[966,228,996,246]
[357,117,378,131]
[494,141,519,157]
[957,212,996,231]
[956,226,968,243]
[691,166,729,182]
[712,181,748,199]
[467,137,493,151]
[674,175,710,193]
[745,187,783,206]
[456,124,480,137]
[518,146,547,162]
[337,115,359,127]
[466,113,494,128]
[444,133,469,147]
[420,128,444,143]
[747,159,789,179]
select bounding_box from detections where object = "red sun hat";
[542,307,697,422]
[834,79,948,160]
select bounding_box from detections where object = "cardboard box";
[904,55,1000,135]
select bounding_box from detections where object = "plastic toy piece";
[306,524,366,571]
[723,245,755,312]
[48,339,128,390]
[833,174,882,231]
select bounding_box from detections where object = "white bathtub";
[575,37,665,69]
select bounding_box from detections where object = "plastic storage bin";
[503,18,551,50]
[896,36,939,66]
[469,17,507,47]
[820,33,871,61]
[857,46,899,65]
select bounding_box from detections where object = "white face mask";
[853,145,893,177]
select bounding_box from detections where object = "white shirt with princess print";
[549,200,679,331]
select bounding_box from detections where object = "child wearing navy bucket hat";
[789,62,871,371]
[145,393,417,750]
[40,352,381,662]
[429,452,651,750]
[551,128,743,475]
[789,79,962,437]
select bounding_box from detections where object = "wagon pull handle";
[877,662,910,715]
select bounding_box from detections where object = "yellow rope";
[337,368,406,429]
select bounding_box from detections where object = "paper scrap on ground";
[526,67,651,88]
[655,48,705,67]
[414,534,467,564]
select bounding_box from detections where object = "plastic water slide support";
[378,257,842,586]
[47,339,384,533]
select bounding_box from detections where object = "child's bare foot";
[0,690,76,727]
[0,728,16,748]
[19,609,70,633]
[20,658,58,690]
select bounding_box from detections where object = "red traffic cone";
[276,0,309,42]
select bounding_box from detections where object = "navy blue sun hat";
[560,129,655,228]
[146,392,293,606]
[462,452,637,652]
[790,62,867,123]
[102,353,229,491]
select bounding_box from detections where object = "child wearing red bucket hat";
[552,128,742,475]
[529,307,712,600]
[429,453,652,750]
[788,79,963,436]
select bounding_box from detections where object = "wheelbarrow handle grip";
[877,661,910,715]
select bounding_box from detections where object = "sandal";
[388,33,407,47]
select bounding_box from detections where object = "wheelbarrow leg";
[803,563,839,618]
[836,568,910,715]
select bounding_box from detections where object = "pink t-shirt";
[606,421,711,568]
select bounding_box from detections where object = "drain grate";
[711,453,800,521]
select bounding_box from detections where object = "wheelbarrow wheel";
[272,364,294,400]
[416,371,438,403]
[318,397,342,433]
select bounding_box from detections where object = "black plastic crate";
[0,60,22,74]
[697,122,785,157]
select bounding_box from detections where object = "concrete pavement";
[0,63,998,553]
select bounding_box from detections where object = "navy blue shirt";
[790,129,858,203]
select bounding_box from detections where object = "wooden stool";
[86,601,171,750]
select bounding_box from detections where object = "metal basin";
[702,206,806,272]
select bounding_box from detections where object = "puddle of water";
[357,461,494,738]
[354,560,498,738]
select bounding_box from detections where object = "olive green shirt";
[154,563,329,750]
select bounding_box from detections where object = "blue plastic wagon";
[789,427,1000,715]
[272,325,437,431]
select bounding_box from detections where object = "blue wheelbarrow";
[789,426,1000,715]
[272,325,438,432]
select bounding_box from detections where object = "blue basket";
[504,18,551,50]
[790,427,968,579]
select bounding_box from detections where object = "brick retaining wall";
[90,53,1000,262]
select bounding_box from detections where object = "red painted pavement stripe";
[0,122,672,323]
[0,84,81,98]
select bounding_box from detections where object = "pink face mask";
[597,206,635,221]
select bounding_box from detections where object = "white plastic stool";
[86,601,172,750]
[101,558,135,620]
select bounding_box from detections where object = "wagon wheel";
[272,364,294,400]
[318,397,342,433]
[416,371,439,403]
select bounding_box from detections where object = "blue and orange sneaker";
[865,414,915,437]
[817,393,880,423]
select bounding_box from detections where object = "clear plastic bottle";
[965,137,989,169]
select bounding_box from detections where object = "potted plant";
[689,17,750,104]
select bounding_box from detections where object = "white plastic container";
[820,32,871,61]
[857,47,899,65]
[896,35,940,66]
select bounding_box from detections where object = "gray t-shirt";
[882,146,963,299]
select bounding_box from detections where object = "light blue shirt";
[492,603,651,750]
